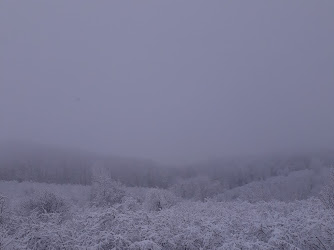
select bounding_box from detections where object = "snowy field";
[1,177,333,250]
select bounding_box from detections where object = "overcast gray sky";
[1,1,334,164]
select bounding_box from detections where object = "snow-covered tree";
[91,175,126,207]
[143,188,177,211]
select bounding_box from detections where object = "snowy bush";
[126,186,152,204]
[120,196,141,211]
[91,175,126,207]
[319,168,334,209]
[129,240,162,250]
[143,188,178,211]
[0,194,9,224]
[20,191,69,215]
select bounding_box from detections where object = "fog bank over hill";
[1,142,333,194]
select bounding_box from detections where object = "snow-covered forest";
[1,145,334,249]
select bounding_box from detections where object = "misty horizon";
[1,0,334,164]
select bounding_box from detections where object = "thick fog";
[1,0,334,164]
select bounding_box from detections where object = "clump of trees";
[218,169,325,202]
[170,176,222,201]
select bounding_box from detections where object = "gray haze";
[1,1,334,164]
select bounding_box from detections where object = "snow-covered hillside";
[1,174,333,250]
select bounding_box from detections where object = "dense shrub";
[20,191,69,215]
[90,176,126,207]
[320,168,334,209]
[120,196,141,211]
[129,240,162,250]
[143,188,178,211]
[0,194,8,224]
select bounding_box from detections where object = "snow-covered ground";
[1,179,333,250]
